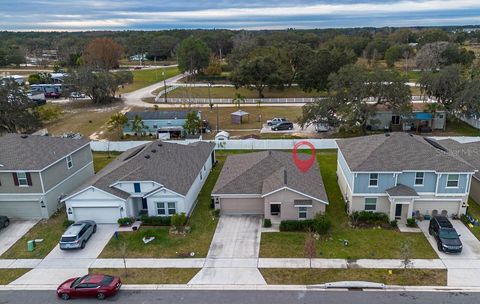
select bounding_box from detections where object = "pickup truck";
[267,117,288,126]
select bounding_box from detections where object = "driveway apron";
[0,220,38,256]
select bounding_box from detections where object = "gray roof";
[231,110,249,116]
[125,111,193,120]
[436,139,480,180]
[70,140,215,200]
[0,133,90,170]
[212,151,328,203]
[336,133,475,173]
[386,184,419,197]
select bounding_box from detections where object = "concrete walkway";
[0,220,38,256]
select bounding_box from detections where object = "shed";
[215,131,230,141]
[231,110,249,125]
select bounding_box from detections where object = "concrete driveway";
[0,220,38,256]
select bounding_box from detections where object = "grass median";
[0,269,31,285]
[89,268,199,284]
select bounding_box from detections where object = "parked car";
[271,121,294,131]
[59,221,97,250]
[0,216,9,229]
[45,91,61,99]
[315,123,330,132]
[56,274,121,300]
[267,117,287,126]
[69,92,86,99]
[428,216,463,253]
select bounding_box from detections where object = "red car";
[56,274,121,300]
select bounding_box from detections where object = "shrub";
[171,213,187,227]
[351,211,389,224]
[36,104,62,122]
[140,215,171,226]
[280,220,315,232]
[263,219,272,228]
[313,214,331,235]
[213,209,220,217]
[117,217,133,226]
[390,220,398,228]
[406,218,417,227]
[461,214,469,225]
[63,220,74,228]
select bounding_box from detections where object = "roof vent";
[151,149,157,153]
[284,169,287,185]
[20,135,28,139]
[144,155,150,159]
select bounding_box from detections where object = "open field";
[119,66,180,94]
[168,86,322,99]
[89,268,199,284]
[260,269,447,286]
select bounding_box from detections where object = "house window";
[365,198,377,211]
[369,173,378,187]
[203,164,206,171]
[391,115,400,125]
[415,172,424,186]
[298,207,308,219]
[134,183,141,193]
[156,202,176,216]
[447,174,459,188]
[66,155,73,169]
[17,172,28,186]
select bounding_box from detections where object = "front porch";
[386,184,419,222]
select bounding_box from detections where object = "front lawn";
[260,150,437,259]
[0,269,31,285]
[466,197,480,240]
[98,154,226,258]
[1,209,67,259]
[89,268,198,284]
[260,269,447,286]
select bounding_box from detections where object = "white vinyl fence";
[461,116,480,130]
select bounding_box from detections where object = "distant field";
[119,66,180,94]
[168,86,322,99]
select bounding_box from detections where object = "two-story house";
[63,140,215,224]
[336,133,476,222]
[0,134,94,219]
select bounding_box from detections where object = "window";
[66,155,73,169]
[365,198,377,211]
[17,172,28,186]
[203,164,206,171]
[369,173,378,187]
[200,171,203,180]
[156,202,176,216]
[298,207,308,219]
[391,115,400,125]
[415,172,424,186]
[134,183,141,193]
[447,174,459,188]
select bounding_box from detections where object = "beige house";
[211,151,328,221]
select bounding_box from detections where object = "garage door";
[72,207,121,224]
[220,198,264,215]
[414,201,461,217]
[0,201,42,219]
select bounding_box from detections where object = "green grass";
[119,67,180,94]
[260,269,447,286]
[260,150,437,259]
[0,269,31,285]
[98,154,226,258]
[441,119,480,136]
[89,268,199,284]
[1,209,67,259]
[467,197,480,240]
[168,86,323,99]
[92,151,121,173]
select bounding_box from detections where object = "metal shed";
[231,110,249,125]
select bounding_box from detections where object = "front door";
[141,198,148,210]
[270,204,281,216]
[395,204,402,218]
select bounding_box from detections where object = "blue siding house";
[336,133,476,221]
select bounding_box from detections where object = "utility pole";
[162,70,167,103]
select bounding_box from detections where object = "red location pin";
[292,141,316,173]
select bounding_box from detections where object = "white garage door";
[72,207,121,224]
[0,201,42,219]
[220,198,264,215]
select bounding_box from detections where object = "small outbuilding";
[215,131,230,141]
[231,110,249,125]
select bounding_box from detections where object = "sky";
[1,0,480,31]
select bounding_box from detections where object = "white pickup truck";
[267,117,288,126]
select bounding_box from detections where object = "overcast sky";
[1,0,480,31]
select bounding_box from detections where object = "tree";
[385,45,403,68]
[304,230,316,268]
[400,240,413,269]
[415,42,449,70]
[0,80,41,134]
[107,113,128,138]
[176,37,211,75]
[456,77,480,118]
[204,54,222,76]
[232,92,245,108]
[147,35,178,60]
[83,38,124,70]
[419,65,465,111]
[28,72,52,84]
[183,111,201,135]
[130,115,145,135]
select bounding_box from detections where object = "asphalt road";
[0,289,478,304]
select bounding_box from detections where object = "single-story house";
[436,139,480,205]
[336,132,476,222]
[123,111,201,139]
[0,134,94,219]
[211,151,328,221]
[63,140,215,224]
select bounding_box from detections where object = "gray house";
[336,133,476,222]
[0,134,94,219]
[211,151,329,221]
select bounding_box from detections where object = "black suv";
[428,216,462,253]
[271,121,294,131]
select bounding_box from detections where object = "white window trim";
[368,173,379,188]
[156,202,176,216]
[66,155,73,169]
[414,172,424,186]
[391,115,400,125]
[298,206,308,219]
[364,197,377,211]
[446,174,460,189]
[17,172,29,187]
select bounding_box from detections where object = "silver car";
[59,221,97,250]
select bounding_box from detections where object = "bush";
[36,104,62,122]
[212,209,220,217]
[390,220,398,228]
[351,211,389,224]
[263,219,272,228]
[280,219,315,232]
[171,213,187,227]
[314,214,331,235]
[461,214,469,225]
[406,218,417,227]
[117,217,133,226]
[140,215,171,226]
[63,220,74,228]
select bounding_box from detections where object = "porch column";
[389,198,396,221]
[407,199,414,219]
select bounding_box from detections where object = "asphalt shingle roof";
[212,151,328,203]
[336,133,475,173]
[386,184,419,197]
[125,111,192,120]
[0,133,90,170]
[436,139,480,180]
